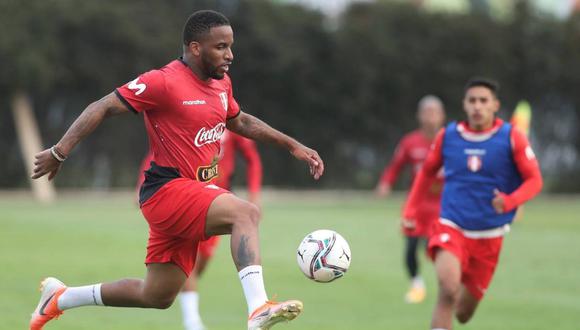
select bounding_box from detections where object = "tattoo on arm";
[57,92,131,154]
[236,235,256,269]
[228,112,298,151]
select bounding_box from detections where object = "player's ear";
[493,98,501,113]
[188,41,202,57]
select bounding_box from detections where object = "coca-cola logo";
[194,123,226,147]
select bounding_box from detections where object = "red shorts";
[140,178,229,276]
[428,222,503,300]
[198,235,221,259]
[403,200,439,238]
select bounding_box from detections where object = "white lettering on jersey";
[182,100,206,105]
[194,123,226,147]
[128,78,146,95]
[464,148,486,156]
[219,92,228,112]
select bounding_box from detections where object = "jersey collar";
[457,118,504,142]
[177,57,213,86]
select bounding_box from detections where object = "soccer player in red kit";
[404,78,542,330]
[29,10,323,330]
[376,95,446,303]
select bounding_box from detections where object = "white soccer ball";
[296,229,351,283]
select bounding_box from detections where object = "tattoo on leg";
[236,235,255,268]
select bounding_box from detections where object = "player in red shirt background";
[404,78,542,329]
[376,95,446,304]
[30,10,323,330]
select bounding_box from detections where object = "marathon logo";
[196,163,219,182]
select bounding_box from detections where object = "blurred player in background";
[30,10,323,330]
[509,100,532,222]
[405,78,542,329]
[376,95,446,303]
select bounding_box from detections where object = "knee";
[141,289,176,309]
[455,296,478,324]
[456,308,474,324]
[147,296,175,310]
[235,202,261,227]
[438,278,461,303]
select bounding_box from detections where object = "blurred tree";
[0,0,579,190]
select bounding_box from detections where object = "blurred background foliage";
[1,0,579,190]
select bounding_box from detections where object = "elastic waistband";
[439,218,510,239]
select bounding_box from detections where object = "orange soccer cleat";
[30,277,67,330]
[247,299,303,330]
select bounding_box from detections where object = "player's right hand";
[401,218,416,230]
[290,145,324,180]
[375,183,391,197]
[31,149,62,180]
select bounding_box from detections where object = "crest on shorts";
[219,92,228,112]
[467,155,482,172]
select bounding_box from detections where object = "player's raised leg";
[205,193,302,330]
[30,263,187,330]
[431,249,461,330]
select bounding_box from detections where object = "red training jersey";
[116,59,240,183]
[378,130,443,203]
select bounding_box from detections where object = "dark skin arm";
[31,92,131,180]
[227,111,324,180]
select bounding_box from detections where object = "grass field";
[1,191,579,330]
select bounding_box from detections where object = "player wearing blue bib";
[404,78,543,330]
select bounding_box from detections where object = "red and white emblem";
[467,155,482,172]
[219,92,228,112]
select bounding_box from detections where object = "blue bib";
[440,121,522,230]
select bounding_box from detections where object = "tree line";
[1,0,579,191]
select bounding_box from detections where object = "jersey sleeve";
[501,129,543,212]
[234,134,263,193]
[225,75,241,119]
[403,129,445,219]
[378,137,410,186]
[115,70,166,114]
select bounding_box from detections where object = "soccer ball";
[296,229,351,283]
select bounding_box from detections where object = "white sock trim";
[179,291,203,328]
[58,284,104,310]
[411,276,425,288]
[93,283,104,306]
[238,265,268,315]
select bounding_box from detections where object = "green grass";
[1,192,579,330]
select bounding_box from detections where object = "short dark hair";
[464,77,500,97]
[183,10,230,45]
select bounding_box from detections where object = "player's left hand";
[290,145,324,180]
[492,189,506,214]
[248,192,262,216]
[401,218,416,230]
